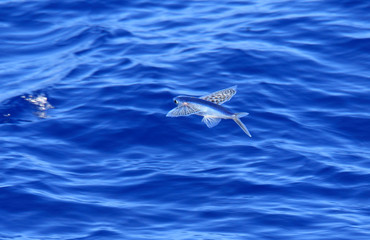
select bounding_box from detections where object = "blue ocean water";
[1,0,370,239]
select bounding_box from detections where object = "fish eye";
[174,99,178,104]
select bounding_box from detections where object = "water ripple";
[1,0,370,239]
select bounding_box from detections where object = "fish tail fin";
[233,112,252,137]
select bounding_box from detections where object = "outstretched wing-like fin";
[166,104,200,117]
[200,86,237,105]
[202,116,221,128]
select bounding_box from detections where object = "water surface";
[1,1,370,239]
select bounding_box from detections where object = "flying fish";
[166,86,252,137]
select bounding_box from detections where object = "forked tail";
[233,112,252,137]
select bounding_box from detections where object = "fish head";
[167,96,199,117]
[173,96,187,105]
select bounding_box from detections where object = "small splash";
[22,94,54,118]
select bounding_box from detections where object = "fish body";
[166,86,252,137]
[174,96,234,118]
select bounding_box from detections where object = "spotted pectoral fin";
[202,116,221,128]
[200,85,237,105]
[166,104,200,117]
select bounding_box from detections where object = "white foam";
[23,94,54,118]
